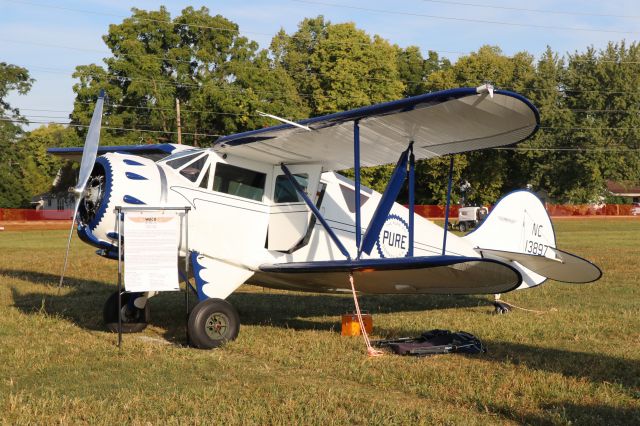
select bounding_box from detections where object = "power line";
[19,105,640,116]
[420,0,640,20]
[7,36,640,68]
[17,62,640,100]
[5,0,640,45]
[0,117,222,138]
[495,147,640,152]
[291,0,640,35]
[11,113,640,136]
[541,126,640,131]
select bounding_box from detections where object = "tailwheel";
[493,301,511,315]
[188,298,240,349]
[103,291,150,333]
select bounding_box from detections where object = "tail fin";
[464,190,601,288]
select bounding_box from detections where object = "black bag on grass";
[374,329,486,356]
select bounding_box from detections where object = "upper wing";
[255,256,522,295]
[214,87,539,169]
[47,143,187,162]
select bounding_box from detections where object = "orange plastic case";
[341,313,373,336]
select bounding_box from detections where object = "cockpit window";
[213,163,266,202]
[166,152,202,170]
[179,155,208,182]
[274,174,308,203]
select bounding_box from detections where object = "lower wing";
[255,256,522,295]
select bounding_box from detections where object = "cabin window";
[212,163,266,201]
[274,174,308,203]
[199,165,211,189]
[179,155,207,182]
[339,184,370,213]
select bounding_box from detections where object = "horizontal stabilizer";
[478,248,601,284]
[257,256,522,295]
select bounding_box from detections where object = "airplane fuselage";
[80,147,480,297]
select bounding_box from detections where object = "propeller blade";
[74,90,105,196]
[58,198,81,290]
[58,90,105,289]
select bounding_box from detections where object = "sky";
[2,0,640,129]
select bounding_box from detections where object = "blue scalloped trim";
[375,214,410,258]
[125,172,148,180]
[88,156,113,231]
[190,252,208,301]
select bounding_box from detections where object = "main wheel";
[103,291,150,333]
[188,298,240,349]
[459,222,468,232]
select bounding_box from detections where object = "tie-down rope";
[348,273,384,357]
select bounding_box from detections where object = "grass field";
[1,219,638,424]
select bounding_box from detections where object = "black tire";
[103,291,150,333]
[493,301,511,315]
[188,298,240,349]
[459,222,467,232]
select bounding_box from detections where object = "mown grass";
[0,219,638,424]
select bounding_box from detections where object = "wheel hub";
[205,313,229,340]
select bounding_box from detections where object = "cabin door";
[267,164,322,251]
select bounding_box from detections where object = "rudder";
[463,190,555,289]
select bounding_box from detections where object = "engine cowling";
[78,153,167,252]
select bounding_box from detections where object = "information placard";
[123,211,180,292]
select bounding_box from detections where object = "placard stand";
[114,206,192,349]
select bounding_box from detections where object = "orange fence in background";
[545,204,634,216]
[413,205,462,218]
[411,204,636,218]
[0,209,73,221]
[0,204,636,221]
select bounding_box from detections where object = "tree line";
[1,6,639,208]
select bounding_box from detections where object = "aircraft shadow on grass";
[5,268,486,334]
[489,402,640,425]
[7,268,639,398]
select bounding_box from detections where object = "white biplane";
[49,86,601,348]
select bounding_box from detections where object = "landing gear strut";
[188,298,240,349]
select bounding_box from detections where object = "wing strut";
[408,145,415,257]
[354,120,362,258]
[442,156,454,254]
[281,163,351,260]
[359,143,413,256]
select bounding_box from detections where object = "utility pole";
[176,98,182,145]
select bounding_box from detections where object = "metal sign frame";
[114,205,191,349]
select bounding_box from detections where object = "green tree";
[71,7,306,146]
[17,124,82,197]
[0,62,34,208]
[557,41,640,202]
[396,46,450,97]
[271,16,405,115]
